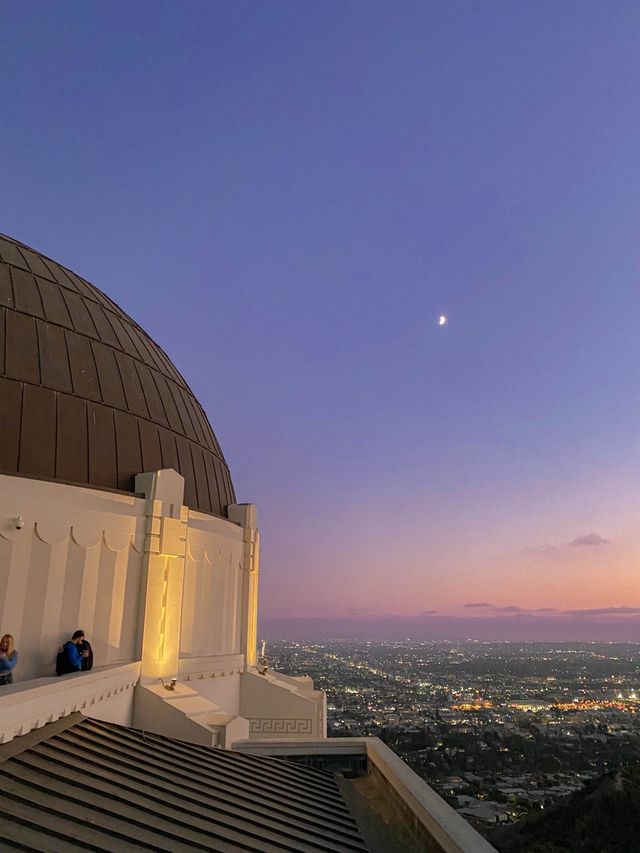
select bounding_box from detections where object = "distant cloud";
[461,604,639,619]
[565,606,640,617]
[524,531,610,554]
[464,602,494,609]
[422,610,438,615]
[569,533,610,548]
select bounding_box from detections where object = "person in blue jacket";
[62,630,90,672]
[0,634,18,685]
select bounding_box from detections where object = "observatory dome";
[0,234,235,516]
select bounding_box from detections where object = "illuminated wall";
[0,469,325,744]
[181,512,244,658]
[0,475,145,680]
[0,470,258,683]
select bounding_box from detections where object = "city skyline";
[269,637,640,843]
[2,2,640,639]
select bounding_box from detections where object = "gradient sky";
[2,1,640,639]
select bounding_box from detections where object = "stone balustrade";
[0,662,140,744]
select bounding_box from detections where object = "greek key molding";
[249,718,313,735]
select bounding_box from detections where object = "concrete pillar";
[228,503,259,670]
[135,470,188,683]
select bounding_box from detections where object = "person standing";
[0,634,18,685]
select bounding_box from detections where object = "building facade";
[0,232,324,747]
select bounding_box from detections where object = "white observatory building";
[0,232,324,747]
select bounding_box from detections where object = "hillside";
[491,764,640,853]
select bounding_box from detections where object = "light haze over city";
[2,1,640,640]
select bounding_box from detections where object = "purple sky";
[2,2,640,640]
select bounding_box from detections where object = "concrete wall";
[88,681,136,727]
[0,472,249,683]
[0,662,140,744]
[240,670,326,739]
[0,475,146,681]
[0,471,324,747]
[182,511,244,657]
[186,672,242,716]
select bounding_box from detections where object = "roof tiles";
[0,716,368,853]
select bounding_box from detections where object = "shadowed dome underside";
[0,234,235,516]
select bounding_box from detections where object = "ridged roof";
[0,234,235,516]
[0,715,368,852]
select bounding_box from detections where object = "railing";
[0,662,140,744]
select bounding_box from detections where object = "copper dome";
[0,234,235,516]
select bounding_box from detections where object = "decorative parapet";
[0,662,140,745]
[178,653,245,681]
[364,738,498,853]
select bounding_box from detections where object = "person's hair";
[1,634,15,657]
[72,630,85,640]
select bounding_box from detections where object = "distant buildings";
[271,638,640,834]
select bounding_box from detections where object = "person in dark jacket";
[62,630,91,673]
[0,634,18,685]
[76,632,93,671]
